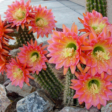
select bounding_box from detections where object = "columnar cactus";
[90,0,93,12]
[63,69,75,106]
[33,63,64,99]
[100,0,107,16]
[86,0,90,12]
[16,27,35,47]
[86,0,107,16]
[93,0,97,11]
[97,0,102,13]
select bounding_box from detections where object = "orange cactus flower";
[0,58,8,74]
[6,57,34,88]
[106,25,112,37]
[0,44,9,62]
[71,73,112,109]
[78,10,110,36]
[80,29,112,76]
[0,16,14,46]
[18,40,48,75]
[0,38,12,74]
[29,5,56,38]
[48,23,85,75]
[5,0,33,30]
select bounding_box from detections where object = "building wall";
[70,0,86,7]
[107,0,112,23]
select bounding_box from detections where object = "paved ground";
[0,0,85,44]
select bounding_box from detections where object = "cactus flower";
[5,0,32,30]
[106,25,112,37]
[48,23,84,75]
[0,59,7,74]
[18,40,48,74]
[78,10,110,36]
[6,57,34,88]
[0,16,13,45]
[29,5,56,38]
[71,73,112,109]
[81,29,112,76]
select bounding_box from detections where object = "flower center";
[30,52,39,63]
[91,22,106,34]
[62,48,74,58]
[13,68,23,79]
[90,84,99,94]
[66,43,77,51]
[62,43,77,58]
[13,8,26,20]
[93,46,110,61]
[95,51,110,61]
[36,18,48,27]
[88,79,100,94]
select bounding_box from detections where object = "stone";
[0,84,11,112]
[3,79,11,86]
[6,83,35,97]
[5,97,23,112]
[59,107,89,112]
[16,90,54,112]
[29,78,41,89]
[101,103,112,112]
[59,106,100,112]
[9,49,20,57]
[89,107,100,112]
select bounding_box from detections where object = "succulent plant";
[33,63,64,99]
[63,69,75,106]
[86,0,107,16]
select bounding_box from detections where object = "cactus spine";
[86,0,107,16]
[97,0,102,13]
[90,0,93,12]
[93,0,97,11]
[100,0,107,16]
[16,26,35,47]
[63,69,75,106]
[86,0,90,12]
[33,63,64,99]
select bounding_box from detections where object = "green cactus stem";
[100,0,107,16]
[97,0,102,13]
[33,63,64,99]
[86,0,107,17]
[16,26,35,47]
[63,69,75,106]
[86,0,90,12]
[90,0,93,12]
[93,0,97,11]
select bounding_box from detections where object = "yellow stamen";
[95,51,110,61]
[13,68,23,79]
[62,48,74,58]
[90,83,99,94]
[91,22,106,33]
[13,8,26,20]
[30,55,38,63]
[36,18,48,27]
